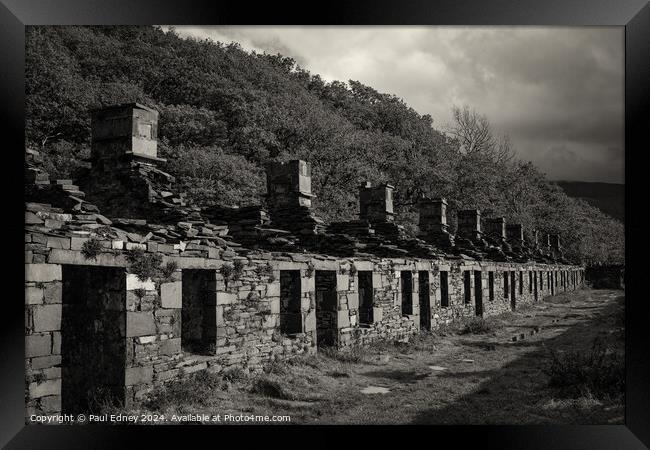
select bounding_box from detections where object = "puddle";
[429,366,448,371]
[461,359,474,363]
[361,386,391,394]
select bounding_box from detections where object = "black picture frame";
[1,0,647,447]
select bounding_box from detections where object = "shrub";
[221,366,248,383]
[91,387,129,416]
[217,260,245,286]
[160,260,178,280]
[219,264,234,284]
[250,376,297,400]
[254,263,274,280]
[95,225,114,238]
[320,346,365,363]
[459,317,494,335]
[232,259,245,280]
[81,237,103,261]
[125,248,163,281]
[544,337,624,399]
[144,370,225,410]
[263,360,292,375]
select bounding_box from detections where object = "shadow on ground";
[411,290,624,424]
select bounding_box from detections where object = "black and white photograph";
[2,1,646,443]
[20,23,628,426]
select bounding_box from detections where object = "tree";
[24,25,624,265]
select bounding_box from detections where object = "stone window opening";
[474,271,483,316]
[440,271,449,307]
[529,271,533,294]
[181,269,217,356]
[315,271,338,348]
[488,271,495,301]
[358,271,374,326]
[418,271,431,330]
[510,271,517,309]
[401,271,414,316]
[504,271,509,299]
[519,271,523,296]
[280,270,302,335]
[463,271,471,305]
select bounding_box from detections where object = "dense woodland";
[25,26,624,265]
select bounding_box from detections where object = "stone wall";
[25,236,585,417]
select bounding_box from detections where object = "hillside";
[555,181,624,223]
[24,25,624,264]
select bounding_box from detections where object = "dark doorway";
[534,271,538,301]
[61,266,126,415]
[488,271,494,301]
[550,272,554,295]
[504,272,509,299]
[440,271,449,307]
[315,271,338,348]
[418,271,431,330]
[358,271,374,325]
[463,271,471,304]
[182,269,217,354]
[401,271,413,315]
[474,271,483,316]
[280,270,302,335]
[510,271,516,310]
[519,271,523,296]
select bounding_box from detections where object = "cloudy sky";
[168,26,624,184]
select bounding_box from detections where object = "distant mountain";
[555,181,624,222]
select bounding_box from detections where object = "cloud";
[166,26,624,183]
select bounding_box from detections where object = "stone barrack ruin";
[24,103,585,417]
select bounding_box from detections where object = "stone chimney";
[359,182,394,223]
[84,103,193,220]
[265,160,314,211]
[506,224,525,247]
[418,197,448,235]
[90,103,163,168]
[457,209,482,241]
[264,160,325,235]
[484,217,506,242]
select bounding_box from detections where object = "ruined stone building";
[24,103,585,417]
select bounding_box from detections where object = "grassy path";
[132,288,625,425]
